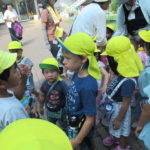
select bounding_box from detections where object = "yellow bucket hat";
[8,41,22,50]
[0,50,17,74]
[58,32,101,79]
[0,119,73,150]
[101,36,143,77]
[107,24,116,32]
[139,30,150,43]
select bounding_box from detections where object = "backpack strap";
[105,78,136,102]
[46,81,59,97]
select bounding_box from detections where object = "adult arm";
[95,11,107,47]
[41,9,51,49]
[113,5,128,37]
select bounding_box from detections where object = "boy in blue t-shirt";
[58,33,101,150]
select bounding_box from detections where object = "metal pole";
[15,0,21,20]
[34,0,40,18]
[24,0,29,18]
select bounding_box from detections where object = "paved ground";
[0,20,71,88]
[0,20,147,150]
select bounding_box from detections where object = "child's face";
[63,51,83,72]
[106,28,113,40]
[43,69,59,84]
[6,64,21,89]
[9,49,23,61]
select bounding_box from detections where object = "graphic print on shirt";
[67,81,79,112]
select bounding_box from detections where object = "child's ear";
[0,80,7,89]
[81,55,88,63]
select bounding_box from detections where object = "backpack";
[12,22,23,40]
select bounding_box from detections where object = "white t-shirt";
[71,3,107,46]
[3,9,18,28]
[0,91,28,132]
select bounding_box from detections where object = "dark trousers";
[76,137,94,150]
[49,41,60,58]
[8,28,18,41]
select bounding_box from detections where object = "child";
[106,24,115,40]
[101,24,116,66]
[39,58,67,126]
[101,36,143,150]
[0,50,28,132]
[135,30,150,150]
[58,33,101,150]
[94,51,110,125]
[8,41,38,117]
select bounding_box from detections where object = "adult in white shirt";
[71,0,110,48]
[3,3,19,41]
[113,0,150,43]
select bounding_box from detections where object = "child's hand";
[18,64,30,79]
[100,85,107,95]
[135,126,143,137]
[112,119,121,130]
[40,107,44,115]
[25,104,31,113]
[70,138,80,149]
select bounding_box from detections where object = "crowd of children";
[1,14,150,150]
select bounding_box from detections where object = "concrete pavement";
[0,20,71,88]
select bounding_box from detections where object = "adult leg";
[49,41,60,58]
[8,28,18,41]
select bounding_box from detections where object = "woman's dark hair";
[0,68,10,81]
[6,3,14,8]
[107,56,119,75]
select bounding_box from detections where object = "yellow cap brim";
[57,38,76,55]
[139,30,150,43]
[94,49,101,52]
[101,51,108,56]
[0,51,17,74]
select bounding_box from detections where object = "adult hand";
[11,19,15,22]
[113,119,122,130]
[135,126,143,137]
[70,138,80,149]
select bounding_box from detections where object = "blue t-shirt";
[106,75,136,102]
[67,74,98,117]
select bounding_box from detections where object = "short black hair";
[6,3,14,8]
[140,40,150,55]
[0,63,17,81]
[107,27,114,35]
[107,56,119,75]
[78,55,89,69]
[0,68,10,81]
